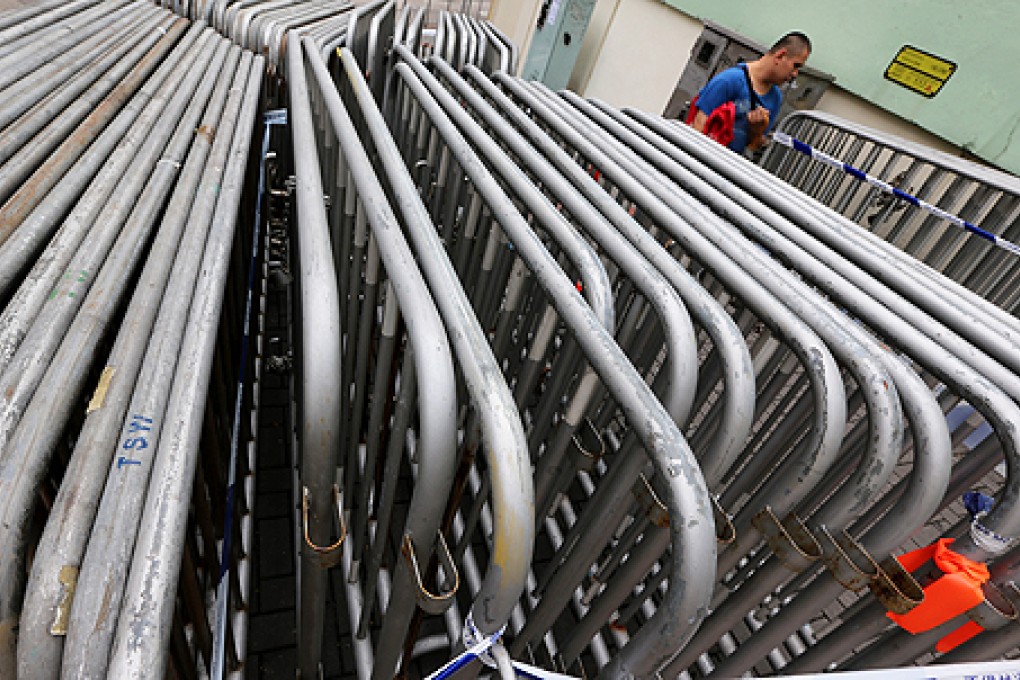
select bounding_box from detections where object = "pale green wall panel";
[661,0,1020,173]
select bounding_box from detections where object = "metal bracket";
[568,418,603,473]
[712,496,736,545]
[302,485,346,569]
[967,582,1017,630]
[632,477,734,543]
[871,556,924,615]
[816,526,878,591]
[752,507,821,571]
[633,474,669,528]
[402,532,460,615]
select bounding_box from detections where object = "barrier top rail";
[769,131,1020,258]
[769,110,1020,196]
[455,61,755,491]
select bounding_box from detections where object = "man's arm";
[691,109,708,132]
[746,106,770,150]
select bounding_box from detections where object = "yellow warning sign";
[885,46,956,98]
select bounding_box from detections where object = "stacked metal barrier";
[762,110,1020,315]
[254,6,1020,677]
[284,8,724,674]
[150,0,356,68]
[597,105,1020,677]
[6,1,1020,678]
[433,8,517,74]
[281,11,1020,680]
[379,45,1015,680]
[0,1,268,677]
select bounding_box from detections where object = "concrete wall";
[813,88,959,155]
[569,0,701,115]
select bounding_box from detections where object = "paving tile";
[258,517,294,578]
[254,575,297,613]
[248,610,296,653]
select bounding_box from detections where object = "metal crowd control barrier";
[150,0,357,69]
[387,46,717,679]
[433,9,516,74]
[0,3,265,678]
[638,113,1020,675]
[415,0,494,42]
[7,2,1020,677]
[291,22,718,677]
[762,110,1020,315]
[468,75,1020,675]
[603,107,1020,676]
[490,76,887,673]
[619,107,1020,673]
[291,24,477,680]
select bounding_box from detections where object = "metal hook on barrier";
[402,531,460,615]
[751,507,822,572]
[302,484,346,568]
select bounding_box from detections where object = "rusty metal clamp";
[402,531,460,615]
[633,475,734,543]
[816,526,879,592]
[752,507,822,572]
[568,418,604,473]
[871,556,925,615]
[302,484,346,569]
[712,496,736,545]
[633,474,669,528]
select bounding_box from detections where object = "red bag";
[684,95,701,125]
[685,95,736,147]
[703,102,736,147]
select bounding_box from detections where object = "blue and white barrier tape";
[425,628,505,680]
[770,131,1020,258]
[426,618,578,680]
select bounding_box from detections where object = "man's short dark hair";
[769,32,811,56]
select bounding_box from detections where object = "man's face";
[774,48,810,84]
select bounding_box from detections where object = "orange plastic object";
[936,620,984,653]
[886,538,989,634]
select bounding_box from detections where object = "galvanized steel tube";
[394,52,715,679]
[103,54,262,679]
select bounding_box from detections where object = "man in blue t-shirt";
[691,32,811,154]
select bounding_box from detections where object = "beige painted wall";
[488,0,544,72]
[564,0,970,159]
[572,0,702,114]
